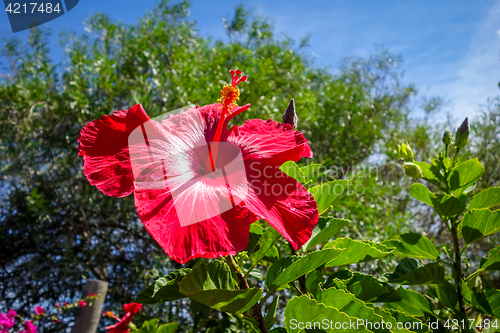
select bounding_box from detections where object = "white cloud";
[437,2,500,121]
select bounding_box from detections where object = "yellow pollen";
[218,84,240,110]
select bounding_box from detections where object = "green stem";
[242,261,259,281]
[226,256,269,333]
[450,221,467,317]
[436,257,454,269]
[460,243,469,257]
[465,269,483,282]
[452,146,461,166]
[242,237,281,281]
[287,242,307,295]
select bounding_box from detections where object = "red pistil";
[207,69,248,172]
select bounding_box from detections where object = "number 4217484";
[6,2,61,14]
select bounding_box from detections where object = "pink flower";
[78,69,318,264]
[34,306,45,315]
[6,310,16,319]
[78,300,87,307]
[56,303,61,307]
[105,303,142,333]
[21,321,37,333]
[0,312,15,331]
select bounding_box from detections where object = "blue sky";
[1,0,499,121]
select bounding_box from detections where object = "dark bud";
[455,117,470,149]
[282,99,298,128]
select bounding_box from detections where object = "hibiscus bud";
[282,99,298,128]
[442,130,452,145]
[455,117,470,149]
[404,162,422,179]
[397,143,414,161]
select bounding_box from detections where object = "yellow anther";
[218,84,240,110]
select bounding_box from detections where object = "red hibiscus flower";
[79,69,318,263]
[105,303,142,333]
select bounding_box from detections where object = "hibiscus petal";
[105,312,132,333]
[122,303,142,315]
[239,166,318,250]
[134,184,254,264]
[226,118,313,167]
[78,104,151,197]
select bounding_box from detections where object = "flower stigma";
[207,69,248,172]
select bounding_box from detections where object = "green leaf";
[270,328,287,333]
[469,187,500,210]
[245,223,264,254]
[324,238,393,267]
[309,180,349,215]
[383,232,440,260]
[265,256,298,290]
[266,249,343,291]
[139,319,159,333]
[387,259,445,285]
[302,217,349,251]
[374,285,405,303]
[178,261,262,313]
[385,287,433,317]
[448,158,485,196]
[157,322,179,333]
[280,161,304,183]
[264,295,280,329]
[436,283,458,310]
[338,272,402,303]
[459,208,500,244]
[284,295,372,333]
[472,286,500,319]
[384,309,430,333]
[414,161,440,185]
[408,184,463,217]
[431,193,464,218]
[136,269,191,304]
[322,270,352,290]
[250,227,281,263]
[409,183,434,206]
[480,245,500,271]
[348,280,390,302]
[305,270,324,298]
[319,288,415,333]
[300,163,323,183]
